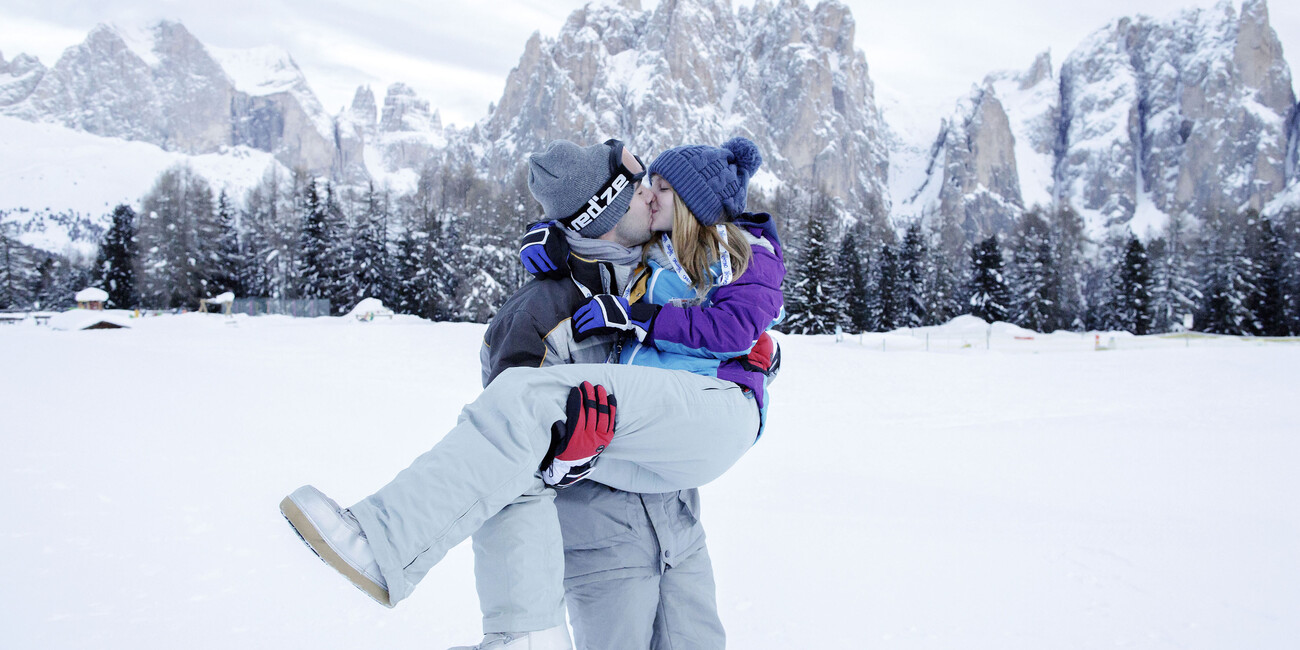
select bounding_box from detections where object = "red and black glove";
[738,331,781,378]
[540,381,617,488]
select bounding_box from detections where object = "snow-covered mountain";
[2,0,1299,252]
[0,0,893,226]
[444,0,891,218]
[893,0,1298,240]
[1,23,337,175]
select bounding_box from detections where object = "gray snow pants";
[349,364,759,610]
[566,545,725,650]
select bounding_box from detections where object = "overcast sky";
[2,0,1297,132]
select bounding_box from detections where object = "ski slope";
[2,314,1297,649]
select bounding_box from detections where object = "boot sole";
[279,495,393,608]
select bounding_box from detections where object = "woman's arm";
[644,241,785,359]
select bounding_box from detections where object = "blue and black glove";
[571,294,660,343]
[520,221,569,280]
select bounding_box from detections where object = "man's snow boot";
[280,485,391,607]
[446,624,573,650]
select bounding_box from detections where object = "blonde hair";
[668,192,752,296]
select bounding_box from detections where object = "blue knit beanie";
[647,137,762,226]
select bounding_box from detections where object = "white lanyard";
[569,263,642,301]
[659,225,732,288]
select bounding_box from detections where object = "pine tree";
[32,254,88,310]
[1113,234,1153,334]
[782,202,843,335]
[1246,214,1288,336]
[241,166,299,299]
[208,190,242,296]
[392,225,429,317]
[295,180,330,302]
[1047,205,1088,330]
[966,235,1011,323]
[351,182,392,308]
[1008,210,1061,332]
[835,222,870,333]
[1147,211,1201,333]
[92,204,139,309]
[1199,210,1259,335]
[1082,233,1128,331]
[1279,207,1300,334]
[926,215,967,325]
[897,223,930,328]
[0,222,23,309]
[321,182,353,314]
[870,242,904,331]
[138,165,218,308]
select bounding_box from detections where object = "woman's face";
[647,175,676,233]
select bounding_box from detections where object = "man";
[461,139,724,650]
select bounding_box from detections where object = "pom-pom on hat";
[647,137,762,226]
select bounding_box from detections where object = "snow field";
[2,314,1297,649]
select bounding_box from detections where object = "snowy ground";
[2,314,1297,649]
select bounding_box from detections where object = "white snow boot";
[447,624,573,650]
[280,485,391,607]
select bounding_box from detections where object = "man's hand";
[571,294,660,342]
[520,221,569,279]
[541,381,617,488]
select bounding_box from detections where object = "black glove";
[520,221,570,280]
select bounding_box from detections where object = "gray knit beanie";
[527,140,634,238]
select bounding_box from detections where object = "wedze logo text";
[570,174,629,231]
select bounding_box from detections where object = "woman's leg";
[347,364,760,605]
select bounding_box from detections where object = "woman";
[280,138,784,631]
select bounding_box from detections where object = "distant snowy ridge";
[3,0,1300,251]
[892,0,1298,240]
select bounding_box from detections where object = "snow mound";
[75,287,108,303]
[50,309,132,330]
[347,298,394,320]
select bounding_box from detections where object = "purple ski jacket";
[620,212,786,413]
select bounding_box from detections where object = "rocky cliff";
[1,22,337,177]
[896,0,1297,239]
[449,0,891,218]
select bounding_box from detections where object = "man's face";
[600,148,654,247]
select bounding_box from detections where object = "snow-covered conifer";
[1147,211,1201,333]
[209,190,242,297]
[1008,209,1061,332]
[1246,214,1288,336]
[92,204,139,309]
[1113,234,1153,335]
[782,197,842,335]
[350,183,392,310]
[138,165,217,309]
[966,235,1011,323]
[898,223,930,328]
[1198,210,1259,335]
[835,221,870,333]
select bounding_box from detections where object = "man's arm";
[482,309,550,386]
